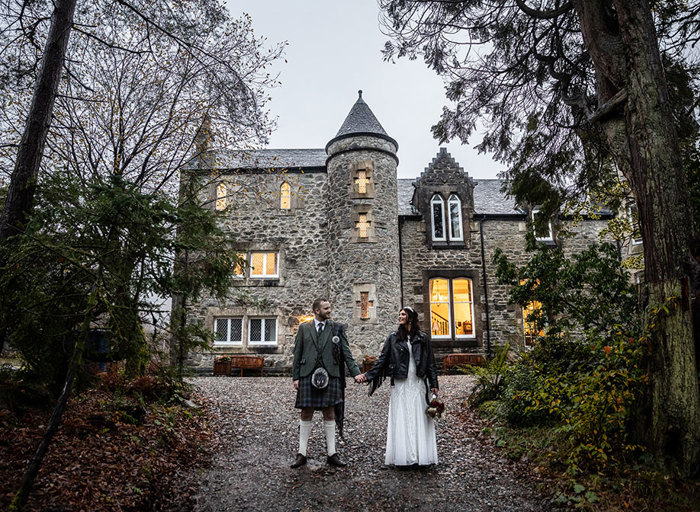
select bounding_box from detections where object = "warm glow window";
[356,214,370,238]
[214,317,243,346]
[448,194,463,241]
[355,170,369,194]
[216,182,227,210]
[233,252,246,278]
[522,301,544,348]
[431,195,446,241]
[250,252,278,278]
[280,182,291,210]
[429,277,475,339]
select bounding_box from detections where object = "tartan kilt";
[295,375,344,409]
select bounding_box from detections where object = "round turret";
[325,91,401,357]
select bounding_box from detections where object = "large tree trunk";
[0,0,77,241]
[574,0,700,475]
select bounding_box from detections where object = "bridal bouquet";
[426,398,445,419]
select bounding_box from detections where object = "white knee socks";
[298,420,312,456]
[324,419,336,456]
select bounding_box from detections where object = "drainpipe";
[398,216,405,306]
[478,215,492,358]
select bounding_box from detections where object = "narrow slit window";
[448,194,463,241]
[356,214,370,238]
[355,170,370,194]
[216,182,227,211]
[280,182,291,210]
[431,195,446,241]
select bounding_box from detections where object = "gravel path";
[189,376,550,512]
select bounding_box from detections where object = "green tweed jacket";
[292,320,361,381]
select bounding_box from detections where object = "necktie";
[318,323,324,334]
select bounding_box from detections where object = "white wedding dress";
[385,341,438,466]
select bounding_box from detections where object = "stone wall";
[183,170,333,373]
[326,135,402,359]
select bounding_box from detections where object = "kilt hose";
[295,375,344,409]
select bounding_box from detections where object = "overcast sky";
[226,0,503,180]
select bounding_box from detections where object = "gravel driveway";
[189,375,550,512]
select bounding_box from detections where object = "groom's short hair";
[312,298,329,313]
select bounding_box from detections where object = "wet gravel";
[188,376,551,512]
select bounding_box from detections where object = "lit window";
[448,194,463,241]
[627,204,642,245]
[249,318,277,345]
[355,170,370,194]
[531,208,553,241]
[216,182,227,210]
[250,252,278,278]
[431,195,446,241]
[522,301,544,348]
[280,182,291,210]
[214,317,243,346]
[233,252,246,278]
[360,291,371,319]
[429,277,475,339]
[356,214,370,238]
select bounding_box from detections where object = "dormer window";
[431,194,446,241]
[448,194,463,241]
[531,208,553,242]
[216,182,227,211]
[280,182,291,210]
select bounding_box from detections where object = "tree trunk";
[0,0,77,241]
[574,0,700,475]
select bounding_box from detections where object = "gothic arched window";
[431,194,446,241]
[280,182,291,210]
[448,194,463,241]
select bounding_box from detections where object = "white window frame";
[249,252,278,278]
[248,317,278,346]
[448,194,464,241]
[431,194,447,241]
[531,208,553,241]
[429,277,476,340]
[213,317,243,347]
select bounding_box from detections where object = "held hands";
[355,374,367,383]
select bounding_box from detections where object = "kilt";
[295,374,344,409]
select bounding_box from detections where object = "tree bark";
[574,0,700,475]
[0,0,77,241]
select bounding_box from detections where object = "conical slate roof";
[326,90,398,151]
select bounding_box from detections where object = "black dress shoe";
[326,453,347,467]
[290,453,307,468]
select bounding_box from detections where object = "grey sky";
[227,0,503,180]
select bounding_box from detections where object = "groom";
[291,298,362,468]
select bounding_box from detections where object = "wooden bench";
[229,355,264,377]
[443,353,486,373]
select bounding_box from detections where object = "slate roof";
[326,91,398,150]
[186,148,327,170]
[398,178,520,216]
[473,179,520,215]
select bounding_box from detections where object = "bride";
[358,306,439,467]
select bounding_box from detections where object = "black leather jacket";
[364,330,439,391]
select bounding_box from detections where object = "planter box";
[213,359,231,376]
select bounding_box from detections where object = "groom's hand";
[293,380,299,390]
[354,374,366,383]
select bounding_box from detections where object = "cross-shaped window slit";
[358,292,373,319]
[355,170,369,194]
[356,214,370,238]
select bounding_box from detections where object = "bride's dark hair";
[397,306,421,342]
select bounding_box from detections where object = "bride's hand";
[430,388,439,396]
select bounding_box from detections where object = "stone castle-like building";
[180,91,612,373]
